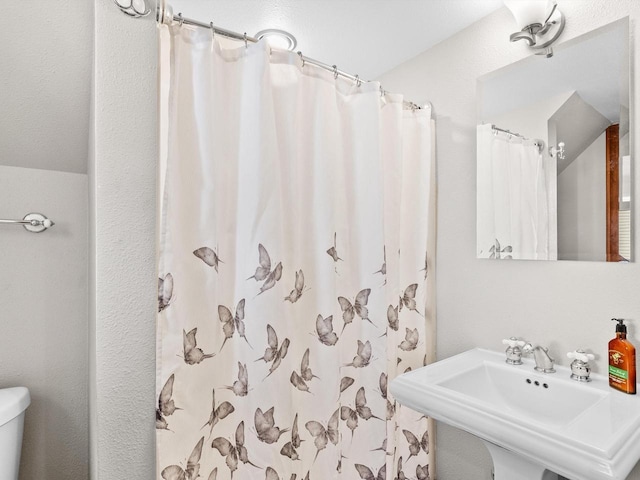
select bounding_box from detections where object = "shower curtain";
[157,24,435,480]
[477,124,555,260]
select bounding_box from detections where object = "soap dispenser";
[609,318,636,394]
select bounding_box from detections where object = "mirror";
[476,18,630,262]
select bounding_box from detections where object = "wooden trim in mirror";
[606,124,623,262]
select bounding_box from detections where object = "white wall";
[0,1,92,174]
[90,2,158,478]
[558,132,607,261]
[379,1,640,478]
[0,165,88,479]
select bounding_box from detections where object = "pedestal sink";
[389,348,640,480]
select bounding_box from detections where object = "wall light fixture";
[503,0,565,56]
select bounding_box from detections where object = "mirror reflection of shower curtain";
[477,124,557,260]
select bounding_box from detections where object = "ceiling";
[168,0,504,81]
[1,0,504,174]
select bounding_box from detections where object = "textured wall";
[0,165,88,479]
[0,0,92,174]
[379,1,640,478]
[90,1,158,478]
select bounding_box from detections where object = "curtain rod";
[114,0,432,113]
[491,125,544,153]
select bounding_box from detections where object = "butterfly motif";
[380,304,399,338]
[280,413,302,460]
[394,456,406,480]
[247,244,283,295]
[156,374,180,430]
[256,325,290,378]
[290,371,312,394]
[315,314,338,346]
[355,464,386,480]
[305,408,339,462]
[370,438,388,454]
[420,251,428,280]
[344,340,372,368]
[416,464,430,480]
[158,273,174,312]
[489,239,513,259]
[339,376,355,394]
[266,467,304,480]
[403,429,429,461]
[300,348,319,382]
[379,372,388,399]
[211,436,238,479]
[259,262,283,295]
[399,284,422,315]
[340,404,358,438]
[255,407,289,444]
[399,327,419,352]
[284,270,308,303]
[354,387,383,421]
[248,244,273,281]
[224,362,249,397]
[386,399,396,421]
[387,305,399,331]
[338,289,373,331]
[236,421,260,468]
[183,328,215,365]
[218,299,251,351]
[208,469,218,480]
[161,436,204,480]
[193,246,223,272]
[202,389,234,437]
[326,232,343,264]
[373,246,387,285]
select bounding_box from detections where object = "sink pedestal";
[484,442,558,480]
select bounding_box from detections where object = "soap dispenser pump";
[609,318,636,394]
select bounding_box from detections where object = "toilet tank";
[0,387,31,480]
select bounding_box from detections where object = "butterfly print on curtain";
[193,246,223,272]
[156,374,179,430]
[218,299,251,351]
[284,269,307,303]
[158,27,434,480]
[248,244,283,295]
[338,289,373,332]
[161,436,204,480]
[158,273,173,312]
[182,328,215,365]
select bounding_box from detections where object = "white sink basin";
[390,348,640,480]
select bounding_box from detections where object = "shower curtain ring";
[297,51,305,68]
[355,75,361,87]
[244,32,248,48]
[177,12,184,26]
[210,22,215,39]
[332,65,338,79]
[380,85,385,97]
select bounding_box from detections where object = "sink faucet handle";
[567,349,594,382]
[503,337,526,365]
[502,337,525,348]
[567,349,595,363]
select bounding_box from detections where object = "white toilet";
[0,387,31,480]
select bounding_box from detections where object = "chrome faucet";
[523,343,555,373]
